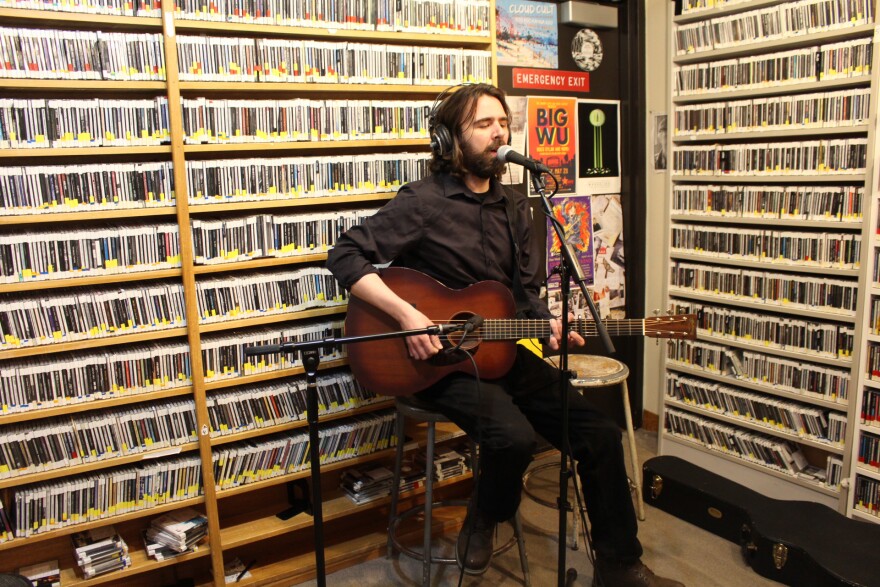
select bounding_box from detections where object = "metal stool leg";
[620,379,645,521]
[387,411,406,557]
[513,510,531,586]
[422,421,435,586]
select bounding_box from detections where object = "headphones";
[427,84,513,159]
[427,85,457,159]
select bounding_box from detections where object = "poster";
[496,0,558,69]
[546,194,626,320]
[653,113,668,171]
[527,96,577,194]
[546,195,593,318]
[591,194,626,319]
[502,95,528,185]
[576,100,621,195]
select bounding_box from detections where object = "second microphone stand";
[530,170,614,587]
[243,321,475,587]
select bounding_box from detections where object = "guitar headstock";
[645,314,697,340]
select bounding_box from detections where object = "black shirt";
[326,172,551,319]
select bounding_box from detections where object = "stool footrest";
[389,502,521,563]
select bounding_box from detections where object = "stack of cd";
[71,526,131,579]
[144,508,208,556]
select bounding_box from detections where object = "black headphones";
[427,84,512,159]
[427,85,458,159]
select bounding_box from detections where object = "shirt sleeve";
[326,184,427,290]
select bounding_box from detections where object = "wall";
[641,0,672,428]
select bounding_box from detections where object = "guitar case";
[642,456,880,587]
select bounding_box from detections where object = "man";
[326,84,684,587]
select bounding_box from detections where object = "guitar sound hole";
[430,312,481,366]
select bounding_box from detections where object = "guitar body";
[345,268,518,396]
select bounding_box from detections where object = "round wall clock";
[571,29,603,72]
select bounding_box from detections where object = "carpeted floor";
[301,429,783,586]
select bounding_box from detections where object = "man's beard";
[463,140,506,179]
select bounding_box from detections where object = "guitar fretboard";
[478,319,646,340]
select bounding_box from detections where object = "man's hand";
[399,306,444,360]
[546,314,585,352]
[349,273,443,361]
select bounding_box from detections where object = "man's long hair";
[428,83,511,179]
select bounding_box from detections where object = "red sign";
[511,68,590,92]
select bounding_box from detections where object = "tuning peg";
[653,308,660,317]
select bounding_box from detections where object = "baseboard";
[642,410,659,432]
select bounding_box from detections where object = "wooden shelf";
[188,191,395,213]
[665,398,846,454]
[0,504,210,585]
[183,138,429,153]
[667,287,858,323]
[673,125,870,142]
[0,327,188,361]
[672,76,870,105]
[0,442,200,491]
[202,358,350,391]
[208,399,394,447]
[669,214,863,229]
[171,18,491,47]
[0,267,183,293]
[0,146,171,158]
[662,434,841,498]
[198,304,346,334]
[670,172,867,183]
[0,206,177,225]
[669,250,860,278]
[220,473,471,549]
[0,7,161,28]
[694,331,852,368]
[0,496,205,552]
[0,385,194,425]
[673,23,875,64]
[191,252,329,275]
[214,419,465,499]
[179,81,461,94]
[667,363,848,411]
[674,0,787,24]
[0,78,166,91]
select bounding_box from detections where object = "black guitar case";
[642,456,880,587]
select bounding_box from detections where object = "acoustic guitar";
[345,267,696,396]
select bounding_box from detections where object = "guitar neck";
[482,318,645,340]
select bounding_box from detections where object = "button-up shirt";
[326,172,551,319]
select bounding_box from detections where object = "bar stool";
[522,355,645,532]
[387,395,531,586]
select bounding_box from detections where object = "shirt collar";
[440,173,506,205]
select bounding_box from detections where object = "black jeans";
[415,346,643,563]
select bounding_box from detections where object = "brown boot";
[455,508,495,575]
[593,558,685,587]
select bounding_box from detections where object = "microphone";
[463,314,484,332]
[497,145,550,174]
[431,315,484,336]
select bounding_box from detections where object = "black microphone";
[497,145,550,174]
[463,314,484,332]
[430,315,483,335]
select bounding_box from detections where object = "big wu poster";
[496,0,558,69]
[527,96,576,194]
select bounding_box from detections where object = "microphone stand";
[243,322,474,587]
[530,170,614,587]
